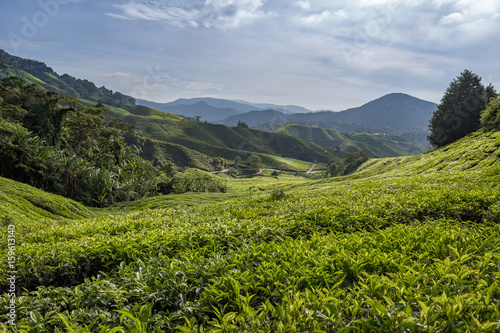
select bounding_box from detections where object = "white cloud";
[301,9,348,25]
[440,12,464,25]
[294,1,311,11]
[107,0,275,29]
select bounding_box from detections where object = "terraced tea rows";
[0,132,499,332]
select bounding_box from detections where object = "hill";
[1,130,499,331]
[113,104,340,168]
[0,176,91,227]
[0,49,134,106]
[275,124,423,157]
[0,49,428,171]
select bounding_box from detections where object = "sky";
[1,0,500,111]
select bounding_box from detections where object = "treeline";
[0,49,135,106]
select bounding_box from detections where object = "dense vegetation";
[428,70,497,147]
[0,76,160,206]
[0,131,498,332]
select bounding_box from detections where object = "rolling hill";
[275,124,424,157]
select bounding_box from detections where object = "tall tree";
[428,70,493,147]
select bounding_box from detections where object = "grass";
[0,131,499,332]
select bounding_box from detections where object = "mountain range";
[138,93,437,134]
[0,49,431,170]
[136,97,312,122]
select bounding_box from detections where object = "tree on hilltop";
[428,70,496,147]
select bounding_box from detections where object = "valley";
[0,49,499,332]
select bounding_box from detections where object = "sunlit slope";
[353,131,500,178]
[0,176,91,228]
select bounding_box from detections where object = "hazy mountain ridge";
[136,97,312,122]
[220,93,437,131]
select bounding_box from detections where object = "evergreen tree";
[428,70,493,147]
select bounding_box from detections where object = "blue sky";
[1,0,499,110]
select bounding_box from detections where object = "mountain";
[328,93,437,130]
[220,93,437,132]
[275,124,424,157]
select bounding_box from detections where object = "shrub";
[167,169,227,194]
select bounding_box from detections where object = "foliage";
[211,157,228,171]
[428,70,496,147]
[247,154,263,171]
[275,124,424,157]
[166,169,227,194]
[481,95,500,131]
[237,121,249,128]
[327,148,370,176]
[0,77,160,207]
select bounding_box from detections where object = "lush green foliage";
[0,77,159,207]
[481,95,500,131]
[327,148,370,176]
[0,131,499,332]
[166,169,227,194]
[428,70,496,147]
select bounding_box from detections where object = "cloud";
[440,12,464,25]
[106,0,275,29]
[106,2,200,27]
[294,1,311,11]
[301,9,348,25]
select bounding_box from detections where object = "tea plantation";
[1,132,499,332]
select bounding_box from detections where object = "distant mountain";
[232,100,312,114]
[220,93,437,132]
[136,98,257,122]
[327,93,437,130]
[136,97,314,122]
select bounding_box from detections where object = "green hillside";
[0,176,91,229]
[1,131,499,332]
[113,105,340,169]
[275,124,423,157]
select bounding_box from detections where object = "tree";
[480,95,500,131]
[237,121,249,128]
[247,154,262,172]
[428,70,495,147]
